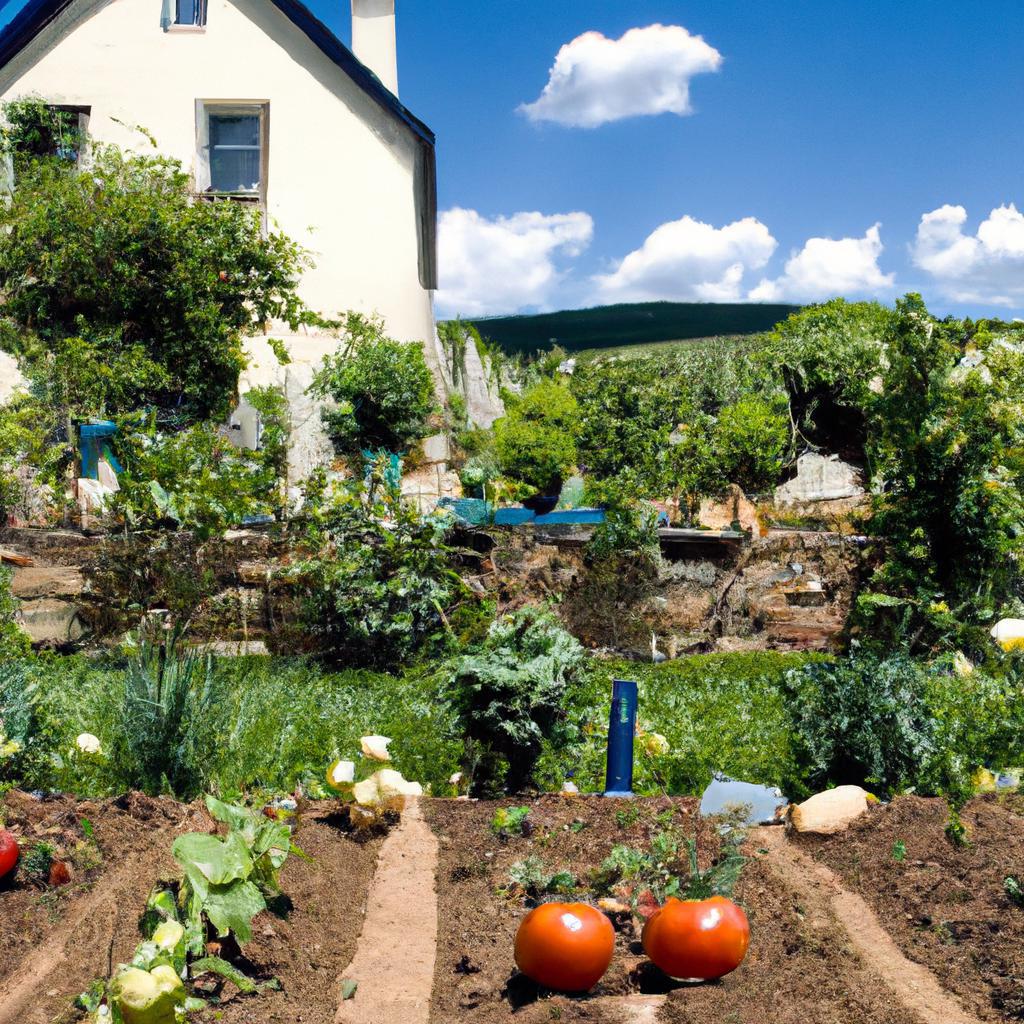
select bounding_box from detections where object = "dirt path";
[334,798,439,1024]
[756,826,985,1024]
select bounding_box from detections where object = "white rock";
[328,759,355,785]
[360,735,392,761]
[775,454,864,505]
[75,733,102,755]
[790,785,873,834]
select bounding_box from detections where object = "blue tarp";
[78,421,122,481]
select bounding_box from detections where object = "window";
[5,103,89,165]
[161,0,206,29]
[195,102,268,203]
[175,0,206,26]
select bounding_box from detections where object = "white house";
[0,0,447,472]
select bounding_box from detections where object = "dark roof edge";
[0,0,436,148]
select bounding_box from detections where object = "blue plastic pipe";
[604,678,638,797]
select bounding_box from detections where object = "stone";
[9,566,85,600]
[460,338,505,429]
[75,477,115,513]
[400,466,461,512]
[191,640,270,657]
[18,598,87,645]
[0,351,26,405]
[96,459,120,492]
[775,453,864,505]
[790,785,873,834]
[699,484,760,533]
[420,432,450,465]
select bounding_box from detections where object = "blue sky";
[2,0,1022,319]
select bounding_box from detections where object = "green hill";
[463,301,800,356]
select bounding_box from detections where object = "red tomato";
[514,902,615,992]
[0,829,19,881]
[48,860,71,887]
[642,896,750,981]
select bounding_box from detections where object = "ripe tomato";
[0,829,19,881]
[514,902,615,992]
[642,896,750,981]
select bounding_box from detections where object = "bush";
[451,607,587,795]
[310,312,436,455]
[713,395,790,493]
[293,481,464,669]
[0,567,29,662]
[784,655,937,795]
[110,419,283,539]
[493,379,579,493]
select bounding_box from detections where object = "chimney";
[351,0,398,97]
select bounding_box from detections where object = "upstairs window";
[175,0,206,26]
[195,102,268,204]
[161,0,206,30]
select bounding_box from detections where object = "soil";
[797,794,1024,1021]
[424,795,919,1024]
[0,789,208,1024]
[197,807,384,1024]
[0,793,382,1024]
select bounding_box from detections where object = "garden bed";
[425,795,917,1024]
[797,794,1024,1021]
[0,792,384,1024]
[0,790,207,1023]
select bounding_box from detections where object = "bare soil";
[0,790,208,1024]
[797,794,1024,1021]
[0,793,382,1024]
[424,795,920,1024]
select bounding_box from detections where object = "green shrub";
[293,482,463,670]
[784,655,937,795]
[111,419,282,539]
[451,607,587,795]
[493,379,579,493]
[0,567,29,662]
[310,312,435,455]
[713,395,790,493]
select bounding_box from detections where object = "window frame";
[194,100,269,209]
[163,0,207,31]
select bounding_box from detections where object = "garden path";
[334,797,440,1024]
[756,826,985,1024]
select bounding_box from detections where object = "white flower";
[360,735,392,761]
[75,733,102,755]
[449,771,463,786]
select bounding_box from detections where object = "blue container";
[604,678,638,797]
[78,421,122,480]
[534,508,607,526]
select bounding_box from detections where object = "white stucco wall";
[0,0,437,359]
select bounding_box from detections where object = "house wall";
[0,0,438,364]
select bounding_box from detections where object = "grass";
[3,648,824,801]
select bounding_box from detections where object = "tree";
[0,131,326,422]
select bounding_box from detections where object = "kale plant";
[452,607,586,795]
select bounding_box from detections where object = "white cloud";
[912,203,1024,305]
[750,224,894,302]
[592,215,777,303]
[435,207,594,317]
[519,24,722,129]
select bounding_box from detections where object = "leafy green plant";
[784,655,936,795]
[713,395,791,493]
[491,805,531,837]
[0,568,29,662]
[944,805,970,848]
[451,607,587,796]
[1004,876,1024,909]
[117,624,211,796]
[504,856,575,900]
[309,311,436,456]
[292,480,464,669]
[891,840,907,863]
